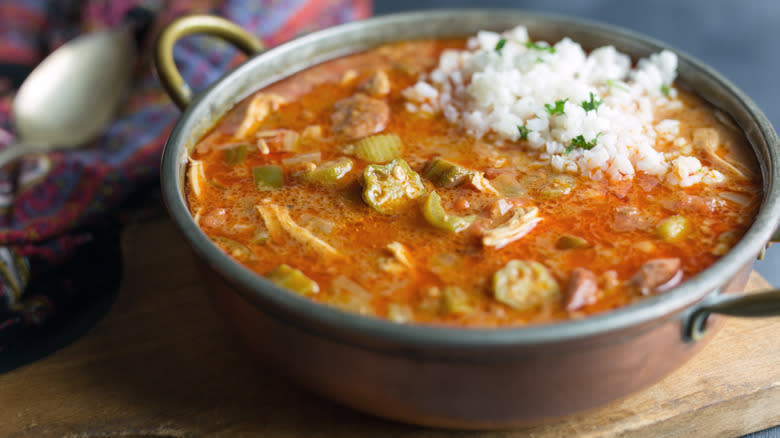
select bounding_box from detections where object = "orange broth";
[185,39,762,327]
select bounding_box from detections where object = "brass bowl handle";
[685,289,780,341]
[154,15,265,110]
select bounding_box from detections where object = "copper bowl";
[155,10,780,428]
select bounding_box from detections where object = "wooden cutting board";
[0,218,777,437]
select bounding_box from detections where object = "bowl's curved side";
[199,260,751,428]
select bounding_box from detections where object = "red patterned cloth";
[0,0,371,354]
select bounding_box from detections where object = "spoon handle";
[0,143,66,168]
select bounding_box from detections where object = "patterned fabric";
[0,0,371,353]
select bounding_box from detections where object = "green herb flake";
[494,38,507,53]
[524,41,556,53]
[517,125,530,140]
[606,79,630,93]
[581,92,603,113]
[660,83,671,97]
[545,99,568,116]
[565,133,603,154]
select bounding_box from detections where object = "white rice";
[402,26,723,186]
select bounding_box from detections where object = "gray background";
[375,0,780,287]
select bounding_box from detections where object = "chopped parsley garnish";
[545,99,568,115]
[494,38,507,53]
[525,41,556,53]
[517,125,530,140]
[606,79,630,92]
[660,83,671,97]
[565,133,602,154]
[581,92,603,113]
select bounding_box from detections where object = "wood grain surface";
[0,218,777,438]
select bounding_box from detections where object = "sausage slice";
[631,258,683,295]
[331,93,389,140]
[565,268,599,311]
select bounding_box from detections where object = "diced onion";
[282,151,321,166]
[281,130,300,151]
[332,275,370,297]
[719,192,751,206]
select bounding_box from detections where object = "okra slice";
[224,144,248,165]
[424,157,473,188]
[362,158,425,214]
[266,264,319,296]
[492,260,560,311]
[252,165,283,190]
[422,191,475,233]
[540,174,576,197]
[354,133,402,163]
[302,157,354,184]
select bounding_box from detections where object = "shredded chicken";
[256,138,270,154]
[693,128,753,179]
[341,69,358,85]
[483,207,542,249]
[386,241,413,268]
[489,199,515,218]
[360,70,391,96]
[192,207,202,226]
[469,172,501,196]
[188,159,205,198]
[301,125,325,143]
[235,93,286,139]
[257,204,341,258]
[378,257,404,274]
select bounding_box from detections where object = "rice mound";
[402,26,724,186]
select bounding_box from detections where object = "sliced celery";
[354,133,401,163]
[224,144,248,165]
[266,264,319,296]
[252,165,283,190]
[440,286,472,315]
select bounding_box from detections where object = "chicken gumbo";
[185,27,761,327]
